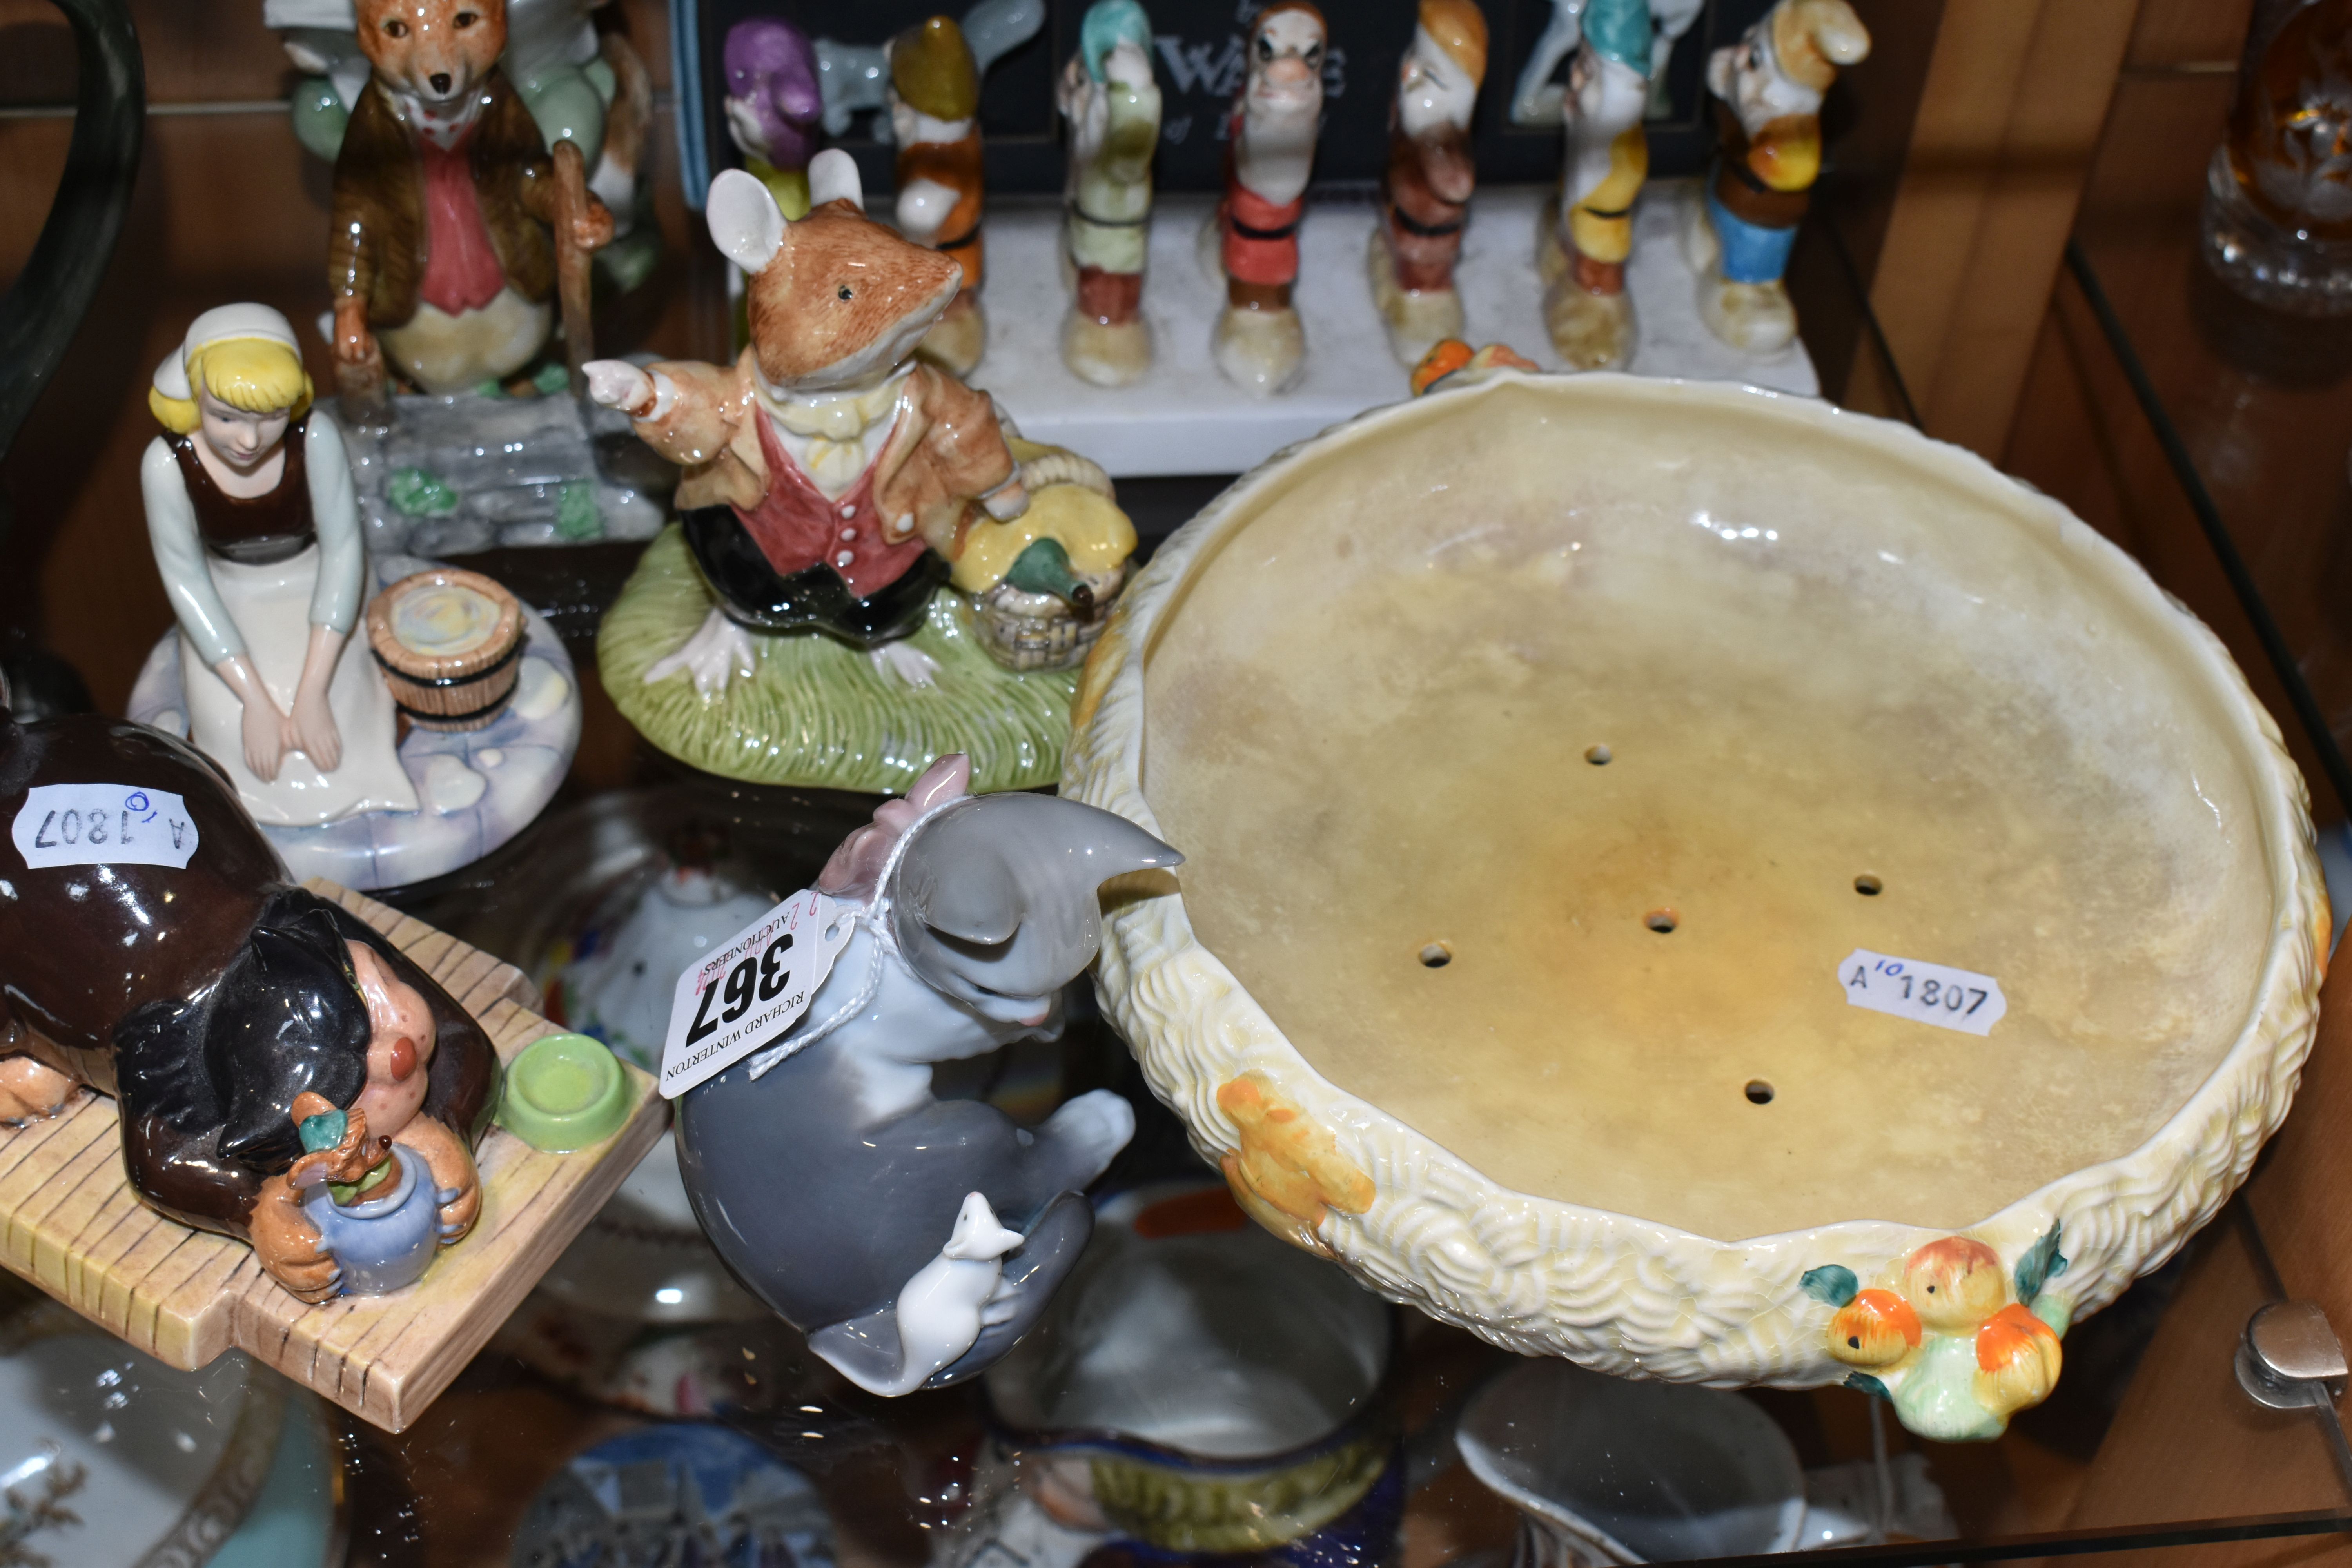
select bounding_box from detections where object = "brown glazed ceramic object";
[367,568,525,731]
[326,0,586,407]
[0,703,497,1262]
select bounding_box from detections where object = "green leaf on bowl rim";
[1802,1264,1858,1307]
[2015,1222,2068,1305]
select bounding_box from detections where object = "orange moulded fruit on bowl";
[1901,1236,2009,1330]
[1828,1289,1921,1368]
[1975,1302,2063,1417]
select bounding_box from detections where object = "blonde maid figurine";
[140,306,417,827]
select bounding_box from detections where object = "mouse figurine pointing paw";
[586,151,1027,692]
[587,149,1138,792]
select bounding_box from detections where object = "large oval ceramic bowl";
[1063,374,2326,1441]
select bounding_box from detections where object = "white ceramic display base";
[127,554,581,892]
[971,178,1818,478]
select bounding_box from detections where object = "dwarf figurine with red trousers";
[1205,1,1326,396]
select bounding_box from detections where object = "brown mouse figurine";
[0,691,498,1303]
[584,149,1030,694]
[329,0,614,410]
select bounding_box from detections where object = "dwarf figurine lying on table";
[0,695,495,1303]
[585,151,1035,692]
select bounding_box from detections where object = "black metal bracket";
[0,0,144,473]
[2062,239,2352,818]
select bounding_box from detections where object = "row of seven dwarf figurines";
[717,0,1871,396]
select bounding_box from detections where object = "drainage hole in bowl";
[1419,942,1452,968]
[1585,744,1612,766]
[1855,874,1883,896]
[1645,909,1678,934]
[1745,1079,1775,1105]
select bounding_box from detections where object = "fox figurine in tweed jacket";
[330,0,613,401]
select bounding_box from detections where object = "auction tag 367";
[1839,949,2007,1036]
[13,784,201,870]
[658,888,855,1098]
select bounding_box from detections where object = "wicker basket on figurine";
[967,446,1130,672]
[367,568,525,731]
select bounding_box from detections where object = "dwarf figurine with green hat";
[891,15,990,375]
[1058,0,1162,387]
[1532,0,1654,371]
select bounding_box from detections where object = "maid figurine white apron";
[140,305,416,827]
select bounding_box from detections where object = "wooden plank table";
[0,879,668,1431]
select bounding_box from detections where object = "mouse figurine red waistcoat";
[585,151,1030,694]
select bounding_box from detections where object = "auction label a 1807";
[12,784,200,870]
[1838,948,2007,1036]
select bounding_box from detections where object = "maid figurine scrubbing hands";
[140,305,416,827]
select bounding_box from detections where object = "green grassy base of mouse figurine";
[599,526,1078,794]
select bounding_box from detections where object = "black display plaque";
[669,0,1779,205]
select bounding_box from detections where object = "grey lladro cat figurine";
[673,754,1180,1395]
